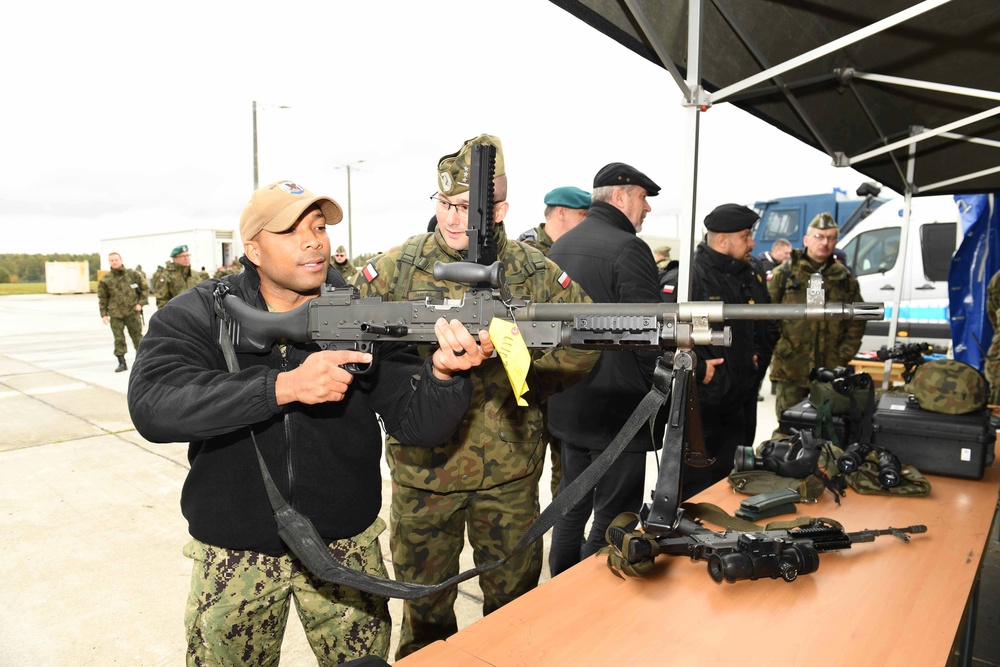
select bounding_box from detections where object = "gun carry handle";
[433,260,504,287]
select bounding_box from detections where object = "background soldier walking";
[98,252,148,371]
[155,245,206,309]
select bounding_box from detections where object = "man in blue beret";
[516,185,592,499]
[155,244,208,309]
[682,203,773,499]
[517,186,591,256]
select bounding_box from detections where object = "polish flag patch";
[662,285,675,294]
[557,271,572,289]
[362,263,379,282]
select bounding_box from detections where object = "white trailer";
[99,229,238,285]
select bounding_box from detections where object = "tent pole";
[677,0,703,303]
[881,133,919,389]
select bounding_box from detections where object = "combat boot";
[115,355,127,373]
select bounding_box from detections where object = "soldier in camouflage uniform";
[155,245,207,309]
[357,135,599,659]
[99,252,149,372]
[333,245,358,282]
[517,185,591,499]
[984,268,1000,403]
[770,213,867,422]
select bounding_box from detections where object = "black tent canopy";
[550,0,1000,333]
[549,0,1000,196]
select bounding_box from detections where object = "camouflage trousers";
[110,312,143,357]
[773,381,810,431]
[182,518,390,667]
[548,437,562,499]
[390,467,543,659]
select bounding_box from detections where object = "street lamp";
[333,160,365,259]
[252,101,290,191]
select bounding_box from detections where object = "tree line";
[0,254,101,284]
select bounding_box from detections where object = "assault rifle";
[608,516,926,583]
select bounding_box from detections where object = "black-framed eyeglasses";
[429,193,470,218]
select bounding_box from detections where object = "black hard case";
[872,394,994,480]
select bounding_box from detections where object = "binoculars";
[836,442,902,488]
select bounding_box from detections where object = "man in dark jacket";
[545,163,722,575]
[681,204,765,499]
[128,180,493,666]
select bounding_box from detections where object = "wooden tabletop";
[405,445,999,667]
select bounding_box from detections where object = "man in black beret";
[681,203,773,499]
[546,162,720,575]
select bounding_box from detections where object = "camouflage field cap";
[437,134,505,197]
[335,245,347,254]
[809,212,838,230]
[908,359,988,414]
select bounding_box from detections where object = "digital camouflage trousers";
[183,517,390,666]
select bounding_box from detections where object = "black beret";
[593,162,660,196]
[704,203,759,232]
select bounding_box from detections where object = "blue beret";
[170,244,189,257]
[593,162,660,196]
[544,186,591,210]
[704,204,759,232]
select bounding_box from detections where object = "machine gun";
[220,267,882,363]
[876,341,933,383]
[608,517,926,583]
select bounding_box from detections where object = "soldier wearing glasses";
[357,133,598,659]
[769,212,866,420]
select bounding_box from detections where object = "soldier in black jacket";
[682,204,765,499]
[128,180,493,666]
[546,163,723,575]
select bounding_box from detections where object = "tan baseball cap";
[240,180,343,241]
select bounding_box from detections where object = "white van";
[838,196,959,350]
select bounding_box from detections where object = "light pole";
[334,160,365,259]
[252,101,290,191]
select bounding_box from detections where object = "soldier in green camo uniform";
[769,213,867,423]
[357,135,599,659]
[155,245,207,309]
[984,268,1000,404]
[332,245,358,282]
[98,252,149,372]
[516,185,591,499]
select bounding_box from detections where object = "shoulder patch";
[362,262,379,283]
[557,271,572,289]
[662,285,675,294]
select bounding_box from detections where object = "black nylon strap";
[213,285,670,599]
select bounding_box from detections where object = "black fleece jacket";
[128,259,473,555]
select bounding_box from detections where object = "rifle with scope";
[607,517,926,583]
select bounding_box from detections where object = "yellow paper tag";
[489,317,531,406]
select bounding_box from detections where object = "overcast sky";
[1,0,883,259]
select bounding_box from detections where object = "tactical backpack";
[905,359,988,415]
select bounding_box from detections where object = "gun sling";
[214,292,671,599]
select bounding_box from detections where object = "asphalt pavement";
[1,292,997,665]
